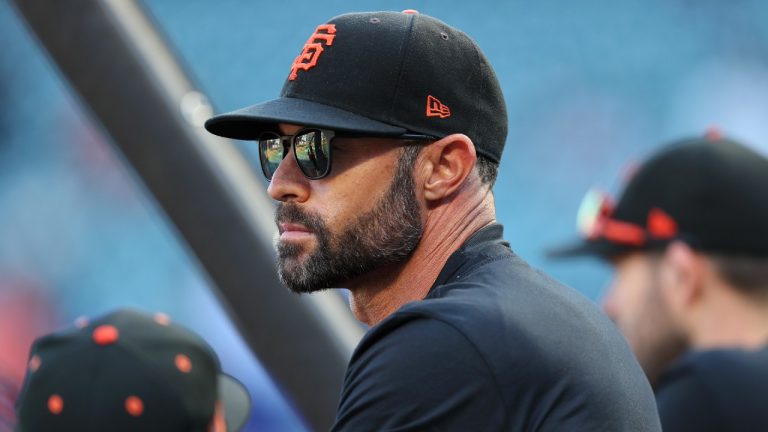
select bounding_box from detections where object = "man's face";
[603,252,686,382]
[267,124,423,293]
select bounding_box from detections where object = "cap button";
[154,312,171,326]
[705,126,722,141]
[74,316,89,328]
[29,355,42,372]
[402,9,419,14]
[125,396,145,416]
[175,354,193,373]
[48,394,64,415]
[92,325,119,345]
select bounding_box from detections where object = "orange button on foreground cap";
[74,316,89,328]
[154,313,171,326]
[29,355,41,372]
[92,325,119,345]
[402,9,419,14]
[48,394,64,415]
[175,354,192,373]
[705,127,722,141]
[125,396,144,416]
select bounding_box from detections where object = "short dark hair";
[400,143,423,172]
[709,253,768,298]
[400,145,499,189]
[475,154,499,188]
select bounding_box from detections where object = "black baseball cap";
[205,10,508,163]
[15,309,251,432]
[550,133,768,258]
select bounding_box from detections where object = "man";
[205,10,659,431]
[551,133,768,431]
[15,309,251,432]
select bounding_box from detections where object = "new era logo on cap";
[426,95,450,118]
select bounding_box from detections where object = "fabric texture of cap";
[205,10,508,163]
[15,309,251,432]
[550,134,768,259]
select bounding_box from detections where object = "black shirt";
[656,346,768,432]
[331,224,660,431]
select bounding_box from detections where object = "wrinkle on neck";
[348,188,496,326]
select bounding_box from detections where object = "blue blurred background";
[1,0,767,430]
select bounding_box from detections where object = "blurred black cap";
[550,133,768,259]
[16,309,251,432]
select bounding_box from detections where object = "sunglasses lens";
[258,132,285,179]
[294,129,331,179]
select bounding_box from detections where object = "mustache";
[275,203,325,233]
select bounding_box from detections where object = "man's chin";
[276,259,322,293]
[278,270,331,294]
[277,240,313,262]
[285,283,331,295]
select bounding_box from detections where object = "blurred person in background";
[205,9,659,431]
[14,309,251,432]
[0,278,57,432]
[551,132,768,431]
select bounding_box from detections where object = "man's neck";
[689,287,768,350]
[347,191,496,326]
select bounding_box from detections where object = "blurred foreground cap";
[15,308,251,432]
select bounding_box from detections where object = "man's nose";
[267,149,310,203]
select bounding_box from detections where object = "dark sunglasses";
[258,128,436,180]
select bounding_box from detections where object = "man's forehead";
[610,251,652,268]
[278,123,305,134]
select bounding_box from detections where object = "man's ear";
[660,241,704,309]
[418,133,477,202]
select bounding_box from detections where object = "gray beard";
[275,155,423,294]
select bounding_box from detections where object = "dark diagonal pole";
[10,0,363,429]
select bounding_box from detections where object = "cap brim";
[218,374,251,432]
[205,97,407,140]
[547,238,637,259]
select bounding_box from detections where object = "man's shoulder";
[336,314,508,431]
[658,346,768,396]
[347,250,660,431]
[656,347,768,431]
[414,248,624,364]
[342,308,659,432]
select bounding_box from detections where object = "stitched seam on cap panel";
[387,14,416,126]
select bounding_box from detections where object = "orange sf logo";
[288,24,337,81]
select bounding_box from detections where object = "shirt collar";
[430,223,509,289]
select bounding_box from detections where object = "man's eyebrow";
[278,123,303,134]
